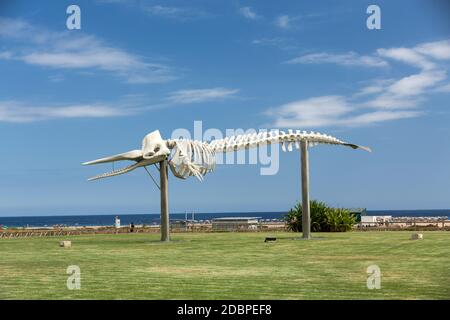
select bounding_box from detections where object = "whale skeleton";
[83,129,370,181]
[83,129,371,241]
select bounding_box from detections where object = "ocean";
[0,209,449,228]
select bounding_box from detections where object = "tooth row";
[88,163,138,181]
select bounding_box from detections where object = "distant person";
[115,216,121,229]
[130,222,135,233]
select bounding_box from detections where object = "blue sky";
[0,0,449,216]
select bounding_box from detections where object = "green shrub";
[325,208,356,232]
[284,200,356,232]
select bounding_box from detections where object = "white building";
[361,215,392,226]
[212,217,260,231]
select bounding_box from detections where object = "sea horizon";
[0,209,449,228]
[1,208,450,219]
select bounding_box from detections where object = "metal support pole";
[160,159,170,242]
[300,141,311,239]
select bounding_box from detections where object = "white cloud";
[377,40,450,70]
[288,39,450,71]
[415,40,450,60]
[275,15,292,29]
[268,96,352,127]
[287,52,388,68]
[387,70,446,96]
[252,37,297,51]
[48,74,65,83]
[144,5,209,20]
[0,51,12,59]
[268,39,450,127]
[0,86,241,123]
[364,70,446,110]
[252,38,280,45]
[354,83,391,97]
[365,95,422,110]
[0,18,176,84]
[435,82,450,92]
[96,0,130,3]
[239,7,261,20]
[96,1,210,20]
[377,47,435,70]
[268,95,423,128]
[0,101,127,123]
[340,110,422,126]
[167,88,239,104]
[0,18,36,40]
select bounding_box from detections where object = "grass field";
[0,231,449,299]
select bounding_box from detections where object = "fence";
[0,222,287,239]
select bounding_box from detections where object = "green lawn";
[0,231,449,299]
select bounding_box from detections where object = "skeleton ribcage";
[167,130,370,181]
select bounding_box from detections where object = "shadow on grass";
[272,236,330,241]
[143,239,189,245]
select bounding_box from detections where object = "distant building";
[361,215,392,226]
[170,220,189,229]
[212,217,260,231]
[348,208,367,222]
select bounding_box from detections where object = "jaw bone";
[82,150,143,166]
[84,155,167,181]
[83,130,172,181]
[83,148,167,181]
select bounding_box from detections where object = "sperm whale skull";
[142,130,171,159]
